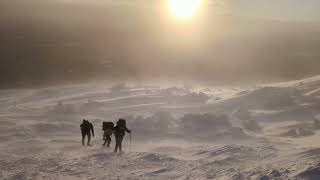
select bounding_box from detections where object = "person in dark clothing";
[102,122,114,147]
[80,119,94,146]
[113,119,131,153]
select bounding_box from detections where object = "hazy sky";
[51,0,320,21]
[0,0,320,88]
[230,0,320,21]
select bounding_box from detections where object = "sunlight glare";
[168,0,204,20]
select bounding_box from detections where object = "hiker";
[102,121,114,147]
[113,118,131,153]
[80,119,94,146]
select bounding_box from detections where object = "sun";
[168,0,204,20]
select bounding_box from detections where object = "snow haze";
[1,1,320,88]
[1,76,320,179]
[1,1,320,180]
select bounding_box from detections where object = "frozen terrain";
[1,76,320,179]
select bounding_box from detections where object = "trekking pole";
[129,132,132,152]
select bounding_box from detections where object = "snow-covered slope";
[1,76,320,179]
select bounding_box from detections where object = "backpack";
[117,119,126,127]
[81,120,91,131]
[102,121,114,131]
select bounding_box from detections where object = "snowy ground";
[1,76,320,180]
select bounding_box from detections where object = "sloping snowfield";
[1,76,320,180]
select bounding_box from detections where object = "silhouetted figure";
[102,122,114,147]
[80,119,94,146]
[114,119,131,153]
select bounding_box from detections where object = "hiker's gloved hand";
[128,130,131,133]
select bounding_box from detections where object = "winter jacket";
[113,125,130,137]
